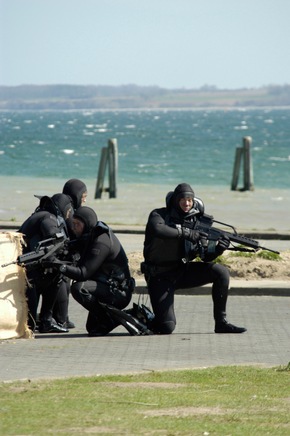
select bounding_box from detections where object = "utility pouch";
[108,276,136,296]
[140,261,157,279]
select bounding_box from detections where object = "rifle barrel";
[258,246,280,255]
[1,261,17,267]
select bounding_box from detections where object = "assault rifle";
[1,233,69,269]
[193,214,280,256]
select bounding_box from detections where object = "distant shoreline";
[1,84,290,110]
[1,106,290,113]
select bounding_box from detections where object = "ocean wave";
[1,109,289,189]
[62,149,74,155]
[269,156,290,162]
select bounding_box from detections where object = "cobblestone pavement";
[1,292,290,382]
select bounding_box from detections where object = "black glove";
[216,236,230,254]
[182,227,208,244]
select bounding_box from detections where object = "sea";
[0,108,290,232]
[0,108,289,189]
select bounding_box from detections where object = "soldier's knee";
[154,320,176,335]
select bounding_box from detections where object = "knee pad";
[156,320,176,335]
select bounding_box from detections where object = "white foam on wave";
[269,156,289,162]
[62,149,75,155]
[137,163,169,168]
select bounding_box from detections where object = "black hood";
[51,193,73,219]
[166,183,195,215]
[73,206,98,233]
[37,193,72,219]
[173,183,195,203]
[62,178,87,209]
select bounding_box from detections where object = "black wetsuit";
[19,194,72,331]
[52,179,88,325]
[143,185,230,335]
[64,219,133,335]
[19,211,68,330]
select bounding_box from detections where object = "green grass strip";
[1,365,290,435]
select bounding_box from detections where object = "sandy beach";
[0,175,289,287]
[1,176,290,232]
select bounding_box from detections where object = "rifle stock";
[194,214,280,255]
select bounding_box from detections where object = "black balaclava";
[62,179,87,210]
[73,206,98,233]
[168,183,195,215]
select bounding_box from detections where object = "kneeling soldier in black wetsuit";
[19,194,73,333]
[43,206,135,336]
[142,183,247,335]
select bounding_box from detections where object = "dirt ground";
[128,250,290,281]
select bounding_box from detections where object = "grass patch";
[195,250,281,266]
[1,365,290,435]
[257,250,281,261]
[228,249,281,261]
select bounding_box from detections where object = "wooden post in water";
[231,147,243,191]
[95,147,108,199]
[94,139,118,199]
[243,136,254,191]
[231,136,254,191]
[108,138,118,198]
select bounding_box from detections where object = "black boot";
[38,319,69,333]
[58,318,75,329]
[215,319,247,334]
[86,307,119,336]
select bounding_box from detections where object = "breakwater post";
[231,136,254,191]
[95,138,118,199]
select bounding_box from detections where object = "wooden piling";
[231,136,254,191]
[108,138,118,198]
[95,147,108,199]
[231,147,243,191]
[243,136,254,191]
[94,139,118,199]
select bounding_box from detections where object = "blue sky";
[1,0,289,89]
